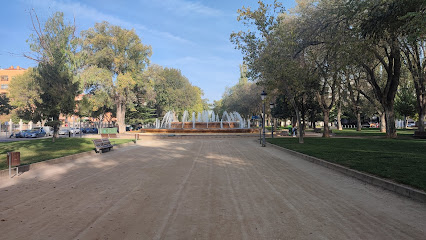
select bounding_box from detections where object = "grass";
[333,128,415,136]
[268,137,426,191]
[0,138,133,170]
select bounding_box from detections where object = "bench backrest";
[93,139,104,147]
[101,138,112,145]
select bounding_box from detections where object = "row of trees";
[213,64,263,117]
[231,0,425,141]
[6,11,206,140]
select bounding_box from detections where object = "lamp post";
[270,102,274,139]
[260,90,267,147]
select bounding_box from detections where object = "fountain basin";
[170,122,239,129]
[134,128,258,134]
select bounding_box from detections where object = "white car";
[407,122,416,127]
[70,128,81,134]
[58,128,70,135]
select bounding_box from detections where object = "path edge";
[0,141,136,179]
[268,142,426,203]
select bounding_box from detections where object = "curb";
[0,141,136,179]
[267,142,426,203]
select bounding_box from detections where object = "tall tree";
[25,11,80,141]
[347,0,422,138]
[149,65,206,117]
[231,1,309,143]
[81,22,152,133]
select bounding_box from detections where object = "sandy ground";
[0,137,425,240]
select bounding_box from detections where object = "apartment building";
[0,65,27,95]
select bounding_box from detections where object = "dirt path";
[0,138,425,239]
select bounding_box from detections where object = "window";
[1,75,8,81]
[1,84,8,89]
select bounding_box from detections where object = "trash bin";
[7,152,20,167]
[7,152,20,177]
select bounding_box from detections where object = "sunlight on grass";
[0,138,133,170]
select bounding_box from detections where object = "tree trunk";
[116,102,126,134]
[356,112,362,131]
[418,111,425,132]
[323,110,331,138]
[416,95,425,132]
[384,104,397,138]
[295,107,303,143]
[380,112,386,133]
[51,115,60,143]
[337,101,342,131]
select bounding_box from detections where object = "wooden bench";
[93,138,114,153]
[100,133,118,138]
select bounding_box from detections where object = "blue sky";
[0,0,296,102]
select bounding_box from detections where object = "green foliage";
[125,104,156,125]
[81,21,152,86]
[25,12,80,129]
[36,48,79,119]
[81,21,152,132]
[395,86,417,119]
[0,94,13,115]
[8,68,42,121]
[219,81,262,118]
[268,137,426,191]
[147,65,206,117]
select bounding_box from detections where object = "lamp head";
[260,90,267,100]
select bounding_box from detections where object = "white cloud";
[159,0,222,17]
[23,0,192,44]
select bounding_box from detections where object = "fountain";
[140,110,257,133]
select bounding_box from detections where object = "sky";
[0,0,296,102]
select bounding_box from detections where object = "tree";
[0,94,13,115]
[149,65,206,117]
[8,68,42,121]
[394,85,417,127]
[231,1,308,143]
[25,12,80,141]
[220,81,263,118]
[81,22,152,133]
[346,0,423,138]
[399,0,426,131]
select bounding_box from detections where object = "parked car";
[41,126,54,136]
[15,130,31,138]
[26,129,46,138]
[83,127,98,134]
[407,121,416,127]
[58,128,70,135]
[70,127,80,134]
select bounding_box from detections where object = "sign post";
[7,152,20,178]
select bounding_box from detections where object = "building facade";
[0,65,27,95]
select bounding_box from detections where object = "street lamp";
[270,102,275,139]
[260,90,267,147]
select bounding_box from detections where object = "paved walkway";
[0,138,425,239]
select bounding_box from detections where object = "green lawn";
[0,138,133,170]
[333,128,415,137]
[268,137,426,191]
